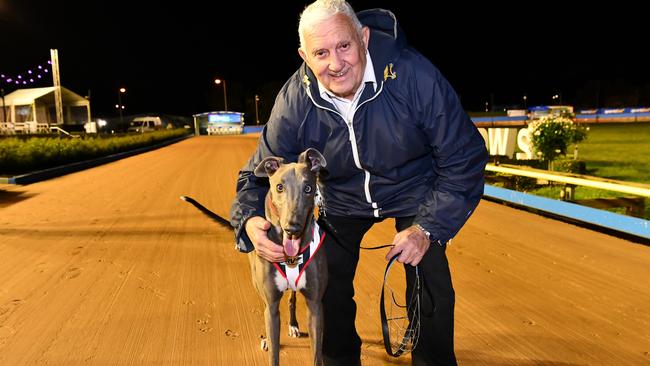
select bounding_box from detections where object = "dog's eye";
[304,184,312,194]
[276,184,284,192]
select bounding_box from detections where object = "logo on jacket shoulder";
[383,63,397,81]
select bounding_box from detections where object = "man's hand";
[385,225,430,266]
[245,216,285,262]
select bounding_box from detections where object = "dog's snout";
[284,225,302,238]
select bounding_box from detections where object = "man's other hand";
[385,225,430,266]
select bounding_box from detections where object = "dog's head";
[253,148,327,257]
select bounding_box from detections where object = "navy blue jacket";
[230,9,488,253]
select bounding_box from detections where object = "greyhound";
[182,148,328,366]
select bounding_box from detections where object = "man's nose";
[329,53,344,72]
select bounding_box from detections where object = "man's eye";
[304,184,312,194]
[340,42,350,50]
[276,184,284,192]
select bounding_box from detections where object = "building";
[192,111,244,135]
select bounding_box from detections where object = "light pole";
[117,87,126,127]
[254,94,260,125]
[523,94,527,109]
[1,87,6,123]
[214,78,228,111]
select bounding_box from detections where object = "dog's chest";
[272,222,325,292]
[274,269,307,292]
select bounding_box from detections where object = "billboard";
[208,113,243,123]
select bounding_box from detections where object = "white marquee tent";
[1,86,91,134]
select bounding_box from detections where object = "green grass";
[494,122,650,219]
[570,122,650,184]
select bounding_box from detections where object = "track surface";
[1,135,649,365]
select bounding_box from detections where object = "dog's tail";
[180,195,232,229]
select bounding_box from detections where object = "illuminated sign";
[477,127,533,160]
[208,113,242,123]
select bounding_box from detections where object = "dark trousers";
[319,215,457,366]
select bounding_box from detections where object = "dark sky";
[1,0,647,122]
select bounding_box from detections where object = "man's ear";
[298,47,308,63]
[254,157,284,177]
[361,26,370,51]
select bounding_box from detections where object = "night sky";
[1,0,647,123]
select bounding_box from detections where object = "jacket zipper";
[354,82,384,217]
[305,83,384,217]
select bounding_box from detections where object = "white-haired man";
[231,1,488,364]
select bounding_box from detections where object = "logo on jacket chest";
[383,63,397,81]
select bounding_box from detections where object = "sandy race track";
[1,135,649,365]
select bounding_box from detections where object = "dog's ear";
[298,148,327,173]
[254,157,284,177]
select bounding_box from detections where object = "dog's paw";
[260,336,268,352]
[288,325,300,338]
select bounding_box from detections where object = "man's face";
[299,14,369,101]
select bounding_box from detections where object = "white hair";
[298,0,364,50]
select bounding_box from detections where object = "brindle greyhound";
[182,148,328,366]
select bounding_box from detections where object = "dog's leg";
[305,298,324,366]
[264,300,281,366]
[288,290,300,337]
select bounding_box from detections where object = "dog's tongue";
[283,233,301,257]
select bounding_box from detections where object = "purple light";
[7,78,12,82]
[28,70,33,74]
[30,78,34,82]
[1,74,4,78]
[23,81,26,84]
[45,69,49,73]
[47,60,52,64]
[38,65,43,69]
[17,75,22,79]
[15,81,19,84]
[37,75,42,79]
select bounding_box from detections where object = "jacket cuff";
[413,221,451,246]
[234,216,255,253]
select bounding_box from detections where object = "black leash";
[317,215,394,252]
[180,196,232,228]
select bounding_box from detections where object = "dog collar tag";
[284,254,303,268]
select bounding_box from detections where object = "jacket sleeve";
[413,65,489,245]
[229,87,303,253]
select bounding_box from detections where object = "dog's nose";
[284,226,301,238]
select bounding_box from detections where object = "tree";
[528,112,588,170]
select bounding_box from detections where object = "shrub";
[0,129,189,175]
[528,113,588,170]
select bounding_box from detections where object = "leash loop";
[380,254,421,357]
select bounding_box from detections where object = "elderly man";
[231,1,488,364]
